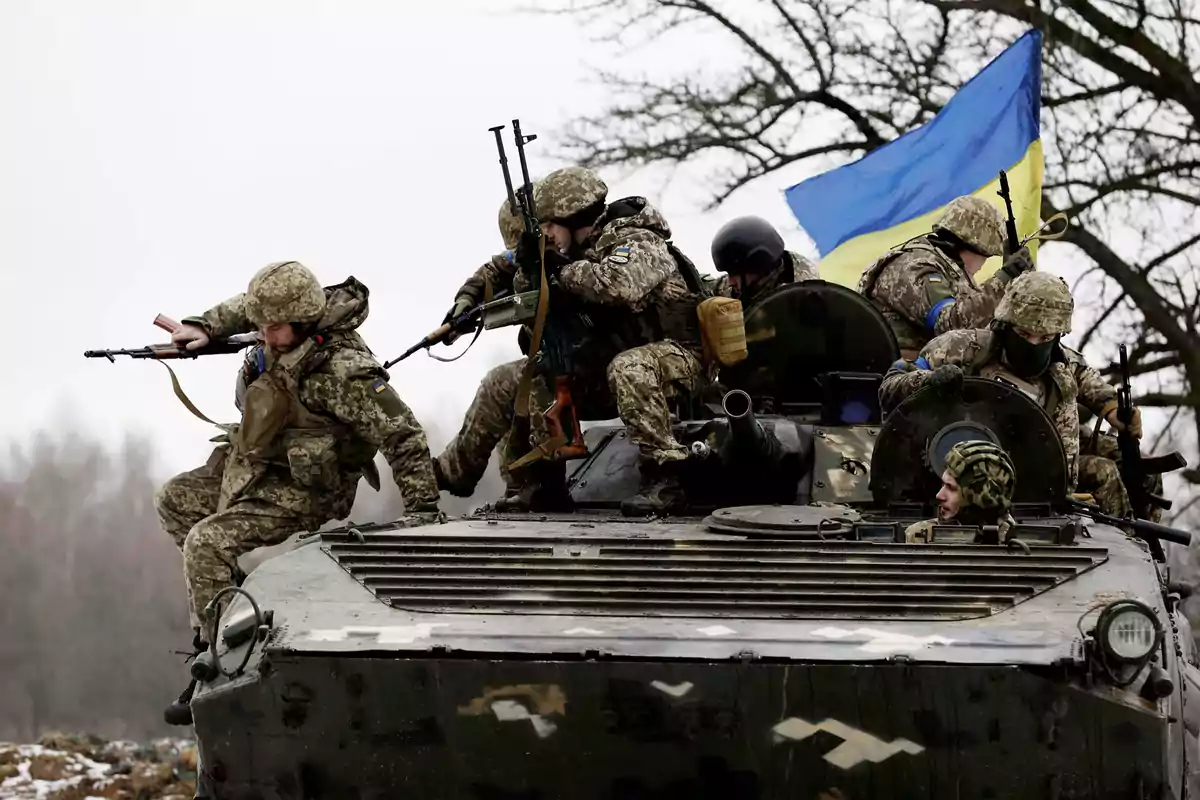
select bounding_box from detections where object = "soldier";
[156,262,443,717]
[708,215,819,303]
[905,440,1017,543]
[879,271,1143,518]
[433,193,560,510]
[858,196,1036,359]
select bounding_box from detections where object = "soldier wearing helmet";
[440,165,708,515]
[879,271,1142,518]
[905,440,1018,543]
[156,261,443,720]
[432,190,567,511]
[707,216,820,306]
[857,195,1036,359]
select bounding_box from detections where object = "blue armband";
[914,356,931,371]
[925,297,955,331]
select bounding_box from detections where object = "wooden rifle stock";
[543,375,588,460]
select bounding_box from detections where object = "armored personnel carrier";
[185,281,1200,799]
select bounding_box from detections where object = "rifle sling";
[425,274,495,364]
[508,235,553,470]
[157,360,220,426]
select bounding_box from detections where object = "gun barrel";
[1067,498,1192,546]
[721,389,783,463]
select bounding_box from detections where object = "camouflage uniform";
[879,272,1132,517]
[435,197,537,497]
[155,262,442,633]
[533,168,706,473]
[857,196,1035,359]
[906,440,1017,542]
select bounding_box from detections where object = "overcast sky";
[1,0,1115,485]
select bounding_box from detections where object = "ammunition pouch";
[283,430,340,489]
[697,296,748,367]
[234,373,291,455]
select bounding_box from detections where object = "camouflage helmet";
[497,186,536,251]
[534,166,608,223]
[244,261,327,327]
[945,440,1016,513]
[933,196,1005,257]
[994,271,1074,334]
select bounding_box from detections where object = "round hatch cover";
[704,503,861,538]
[926,421,1001,476]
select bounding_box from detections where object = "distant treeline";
[0,424,498,742]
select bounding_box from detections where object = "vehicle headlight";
[1097,600,1162,663]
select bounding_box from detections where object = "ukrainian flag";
[785,29,1044,288]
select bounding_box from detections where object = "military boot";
[621,459,688,517]
[494,460,574,513]
[164,628,207,726]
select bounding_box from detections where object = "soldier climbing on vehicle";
[858,196,1036,359]
[879,271,1140,518]
[154,261,443,724]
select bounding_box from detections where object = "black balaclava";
[999,325,1056,378]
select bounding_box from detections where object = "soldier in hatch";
[879,271,1143,518]
[707,215,819,302]
[436,166,707,516]
[155,261,443,717]
[858,196,1036,359]
[906,440,1018,543]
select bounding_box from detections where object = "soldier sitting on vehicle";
[880,271,1142,519]
[906,440,1017,543]
[707,215,819,303]
[858,196,1035,359]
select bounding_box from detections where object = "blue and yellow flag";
[785,29,1044,287]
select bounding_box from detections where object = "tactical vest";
[859,237,970,358]
[219,331,380,511]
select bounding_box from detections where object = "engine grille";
[319,530,1108,620]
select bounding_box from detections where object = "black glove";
[926,363,964,395]
[442,296,477,345]
[514,231,542,273]
[999,245,1034,280]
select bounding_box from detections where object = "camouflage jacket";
[454,251,517,307]
[182,278,440,517]
[878,328,1117,488]
[707,251,820,305]
[857,235,1018,358]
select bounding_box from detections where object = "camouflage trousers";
[1076,454,1133,519]
[154,446,326,635]
[436,341,703,492]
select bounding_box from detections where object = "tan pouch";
[697,296,748,366]
[233,374,291,454]
[284,431,340,488]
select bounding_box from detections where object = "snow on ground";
[0,734,195,800]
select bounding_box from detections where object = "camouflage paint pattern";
[857,235,1025,357]
[879,328,1117,489]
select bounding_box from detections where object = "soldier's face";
[936,470,962,520]
[540,221,573,254]
[260,322,300,352]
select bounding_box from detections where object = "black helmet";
[711,216,786,275]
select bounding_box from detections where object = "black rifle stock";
[1115,344,1186,515]
[1066,496,1192,548]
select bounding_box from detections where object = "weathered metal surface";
[811,426,879,504]
[318,529,1109,621]
[192,656,1177,800]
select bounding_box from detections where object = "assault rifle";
[491,119,587,463]
[1114,344,1187,517]
[383,291,519,369]
[996,170,1020,256]
[84,315,259,362]
[1066,496,1192,552]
